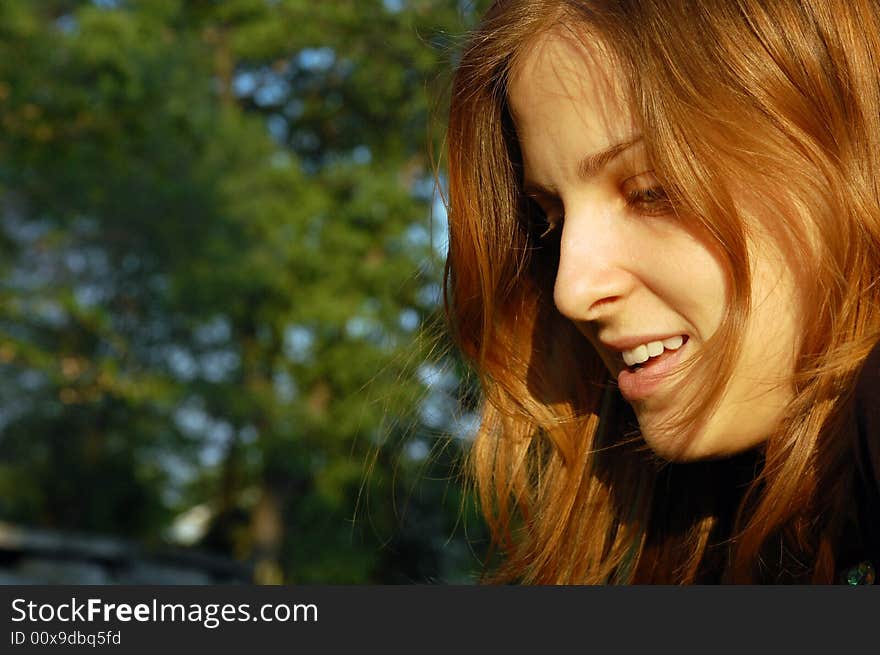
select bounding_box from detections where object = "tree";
[0,0,489,583]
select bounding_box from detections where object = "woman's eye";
[526,196,563,239]
[538,218,561,239]
[537,208,562,238]
[624,184,672,215]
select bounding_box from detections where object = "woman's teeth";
[622,335,685,367]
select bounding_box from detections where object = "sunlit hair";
[443,0,880,583]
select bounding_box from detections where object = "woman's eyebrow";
[523,135,644,195]
[576,135,644,180]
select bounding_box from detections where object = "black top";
[840,337,880,583]
[633,339,880,583]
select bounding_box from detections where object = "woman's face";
[508,32,801,460]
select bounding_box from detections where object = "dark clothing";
[713,336,880,584]
[841,336,880,582]
[634,338,880,583]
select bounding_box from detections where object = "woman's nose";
[552,203,634,323]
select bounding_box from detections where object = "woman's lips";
[616,336,690,402]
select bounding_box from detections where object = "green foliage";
[0,0,490,583]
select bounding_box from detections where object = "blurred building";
[0,522,251,584]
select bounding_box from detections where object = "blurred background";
[0,0,490,584]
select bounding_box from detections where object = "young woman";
[443,0,880,583]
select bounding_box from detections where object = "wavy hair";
[443,0,880,583]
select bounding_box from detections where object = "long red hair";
[443,0,880,583]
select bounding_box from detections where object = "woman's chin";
[640,430,705,462]
[639,422,765,462]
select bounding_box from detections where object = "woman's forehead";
[507,28,630,128]
[507,29,636,150]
